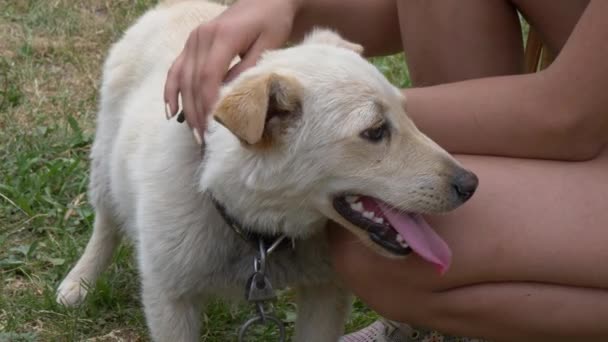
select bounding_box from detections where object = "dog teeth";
[347,200,387,225]
[396,234,409,248]
[349,202,364,212]
[345,195,360,204]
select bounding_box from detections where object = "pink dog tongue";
[377,202,452,274]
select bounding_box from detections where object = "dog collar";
[210,195,293,252]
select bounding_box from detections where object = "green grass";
[0,1,408,340]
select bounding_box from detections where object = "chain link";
[238,238,287,342]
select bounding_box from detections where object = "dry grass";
[1,0,153,130]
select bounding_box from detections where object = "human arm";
[164,0,401,137]
[402,0,608,161]
[291,0,401,57]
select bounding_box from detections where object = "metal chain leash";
[238,237,288,342]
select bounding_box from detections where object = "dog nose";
[451,170,478,202]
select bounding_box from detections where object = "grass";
[0,1,406,340]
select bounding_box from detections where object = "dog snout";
[451,169,478,202]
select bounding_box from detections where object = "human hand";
[164,0,301,143]
[327,222,450,322]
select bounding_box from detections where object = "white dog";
[57,1,478,341]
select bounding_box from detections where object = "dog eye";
[360,122,389,142]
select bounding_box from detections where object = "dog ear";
[302,28,364,55]
[213,73,302,145]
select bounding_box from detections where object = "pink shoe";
[340,319,488,342]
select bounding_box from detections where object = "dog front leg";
[293,282,351,342]
[142,282,202,342]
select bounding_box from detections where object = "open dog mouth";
[333,195,452,273]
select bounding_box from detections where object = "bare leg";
[397,0,523,86]
[336,2,601,340]
[397,0,590,87]
[330,148,608,341]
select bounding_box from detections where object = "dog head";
[201,29,477,271]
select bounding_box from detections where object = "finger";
[197,33,241,128]
[224,33,265,82]
[164,51,185,119]
[192,26,214,123]
[181,30,201,135]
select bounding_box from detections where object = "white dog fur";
[56,1,474,341]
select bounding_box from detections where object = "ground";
[0,1,416,341]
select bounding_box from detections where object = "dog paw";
[56,278,88,307]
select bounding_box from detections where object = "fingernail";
[192,128,202,145]
[177,111,185,123]
[165,102,172,120]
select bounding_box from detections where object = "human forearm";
[405,0,608,161]
[290,0,402,56]
[403,71,600,161]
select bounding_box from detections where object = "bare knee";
[397,0,523,86]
